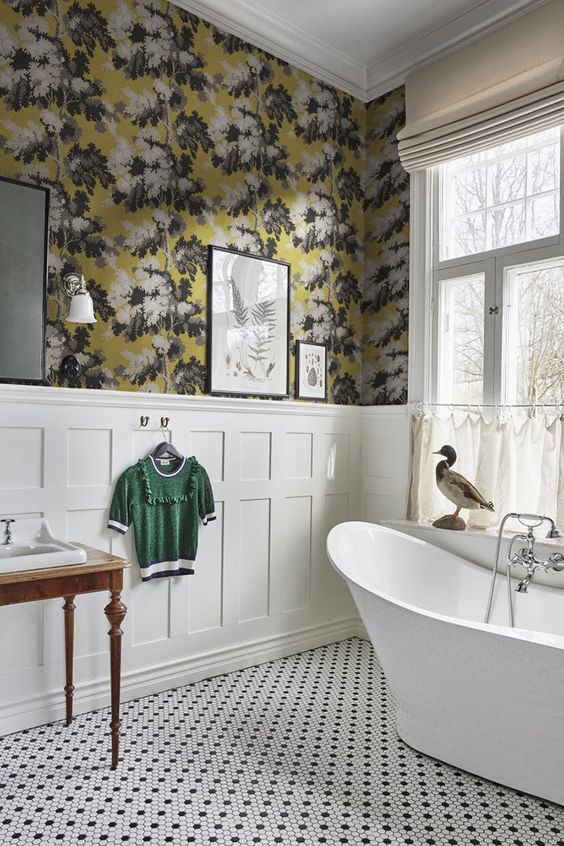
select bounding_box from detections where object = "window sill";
[381,518,563,588]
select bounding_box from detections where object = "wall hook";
[160,417,170,429]
[139,416,149,428]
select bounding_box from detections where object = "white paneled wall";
[0,385,368,735]
[361,406,411,522]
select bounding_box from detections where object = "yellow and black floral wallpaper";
[363,88,409,405]
[0,0,409,404]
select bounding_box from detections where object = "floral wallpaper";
[362,87,410,405]
[0,1,409,405]
[0,0,366,403]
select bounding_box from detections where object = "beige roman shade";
[398,0,564,172]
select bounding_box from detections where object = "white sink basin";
[0,518,87,574]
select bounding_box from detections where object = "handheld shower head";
[512,513,561,539]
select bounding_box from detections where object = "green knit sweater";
[108,455,215,582]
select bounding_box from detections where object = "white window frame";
[408,126,564,405]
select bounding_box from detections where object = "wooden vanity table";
[0,546,130,769]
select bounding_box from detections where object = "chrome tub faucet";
[508,517,564,593]
[484,513,563,625]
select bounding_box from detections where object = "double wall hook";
[136,415,172,434]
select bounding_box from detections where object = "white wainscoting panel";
[279,495,312,613]
[239,498,271,622]
[190,430,225,481]
[240,431,271,481]
[67,428,112,487]
[0,427,44,490]
[189,501,224,633]
[0,386,366,735]
[323,432,350,480]
[361,406,411,522]
[284,432,313,479]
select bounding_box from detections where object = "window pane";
[528,193,559,240]
[487,202,525,248]
[528,143,558,194]
[488,155,525,204]
[455,167,486,214]
[454,213,485,255]
[504,262,564,404]
[438,274,484,403]
[440,127,560,260]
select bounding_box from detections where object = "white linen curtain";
[408,409,564,531]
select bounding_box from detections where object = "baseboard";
[0,615,365,736]
[352,619,369,640]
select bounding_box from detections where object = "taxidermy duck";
[433,445,494,518]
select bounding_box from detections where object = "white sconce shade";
[67,291,96,323]
[62,272,97,324]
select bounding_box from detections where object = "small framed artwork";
[295,340,328,401]
[207,245,290,398]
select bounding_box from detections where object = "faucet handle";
[547,552,564,572]
[1,518,15,525]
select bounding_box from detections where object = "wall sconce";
[60,271,96,382]
[62,272,96,324]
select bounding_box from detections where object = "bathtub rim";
[327,521,564,651]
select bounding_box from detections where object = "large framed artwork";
[0,176,49,384]
[207,245,290,398]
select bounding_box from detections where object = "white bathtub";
[327,521,564,806]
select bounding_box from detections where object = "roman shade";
[397,0,564,172]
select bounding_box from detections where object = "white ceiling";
[173,0,547,100]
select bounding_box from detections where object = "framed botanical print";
[207,245,290,398]
[296,340,328,401]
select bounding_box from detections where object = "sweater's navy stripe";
[141,568,195,582]
[108,524,126,535]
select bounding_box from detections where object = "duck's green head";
[432,445,457,467]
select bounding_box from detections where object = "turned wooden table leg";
[63,595,76,726]
[104,574,126,770]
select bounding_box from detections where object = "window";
[503,259,564,404]
[437,273,484,404]
[440,128,560,260]
[422,126,564,407]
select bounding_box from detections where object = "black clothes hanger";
[150,425,184,462]
[151,440,183,461]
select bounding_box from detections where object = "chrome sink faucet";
[1,518,15,546]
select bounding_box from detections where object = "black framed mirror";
[0,176,49,384]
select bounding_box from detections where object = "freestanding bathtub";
[327,521,564,806]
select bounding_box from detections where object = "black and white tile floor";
[1,638,563,846]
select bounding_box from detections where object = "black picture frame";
[0,175,49,385]
[295,340,328,402]
[207,245,290,399]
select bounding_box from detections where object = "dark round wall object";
[60,354,81,381]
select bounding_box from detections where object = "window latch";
[488,305,500,316]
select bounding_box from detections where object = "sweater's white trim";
[108,519,129,534]
[141,558,195,579]
[202,512,216,526]
[149,454,186,478]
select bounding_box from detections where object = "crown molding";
[365,0,550,102]
[171,0,367,100]
[170,0,547,103]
